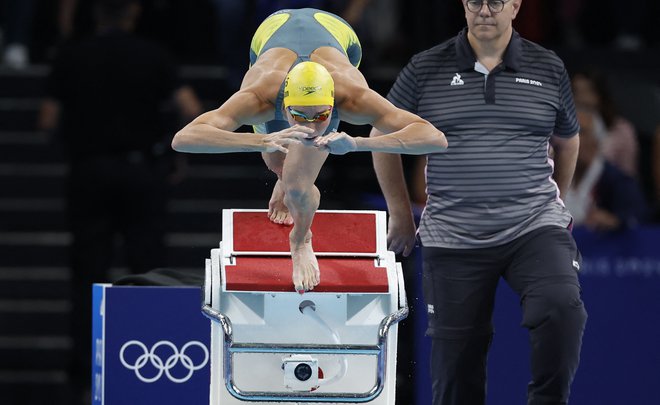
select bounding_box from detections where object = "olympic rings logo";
[119,340,209,383]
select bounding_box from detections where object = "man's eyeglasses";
[287,106,333,123]
[465,0,509,13]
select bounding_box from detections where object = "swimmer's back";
[249,8,361,68]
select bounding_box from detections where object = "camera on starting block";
[282,354,319,391]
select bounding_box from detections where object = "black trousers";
[422,226,587,405]
[67,156,168,395]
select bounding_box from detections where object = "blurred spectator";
[571,68,640,178]
[1,0,35,68]
[57,0,79,40]
[512,0,549,43]
[609,0,645,50]
[407,0,464,52]
[564,107,648,231]
[563,0,650,50]
[340,0,401,64]
[557,0,585,49]
[37,0,202,403]
[209,0,251,91]
[653,124,660,220]
[52,0,96,44]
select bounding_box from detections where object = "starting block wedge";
[202,209,408,404]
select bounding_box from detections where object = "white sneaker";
[3,43,29,69]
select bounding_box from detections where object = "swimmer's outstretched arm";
[171,90,313,154]
[325,87,447,155]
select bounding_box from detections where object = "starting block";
[202,209,408,404]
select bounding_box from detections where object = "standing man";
[371,1,587,404]
[39,0,202,402]
[172,8,447,293]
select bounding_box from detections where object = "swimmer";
[171,8,447,293]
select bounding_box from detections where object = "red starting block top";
[224,257,389,293]
[230,211,378,254]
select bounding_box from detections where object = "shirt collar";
[455,27,522,72]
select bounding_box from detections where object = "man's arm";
[174,85,204,121]
[38,98,60,131]
[371,128,417,257]
[550,133,580,199]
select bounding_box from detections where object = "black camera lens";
[294,363,313,381]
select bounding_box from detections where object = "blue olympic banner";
[92,285,211,405]
[89,225,660,405]
[412,226,660,405]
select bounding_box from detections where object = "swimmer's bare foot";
[290,233,320,293]
[268,179,293,225]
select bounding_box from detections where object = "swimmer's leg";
[262,151,293,225]
[280,144,328,292]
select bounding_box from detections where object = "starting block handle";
[225,381,384,403]
[202,303,233,342]
[228,343,380,356]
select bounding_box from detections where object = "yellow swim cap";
[283,61,335,108]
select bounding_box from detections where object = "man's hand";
[387,212,417,257]
[263,125,313,153]
[585,207,620,231]
[313,132,357,155]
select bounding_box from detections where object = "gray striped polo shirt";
[388,28,579,249]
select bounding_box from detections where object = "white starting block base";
[203,209,407,404]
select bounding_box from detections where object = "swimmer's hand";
[263,125,314,153]
[313,132,357,155]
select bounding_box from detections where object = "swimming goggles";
[287,106,333,123]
